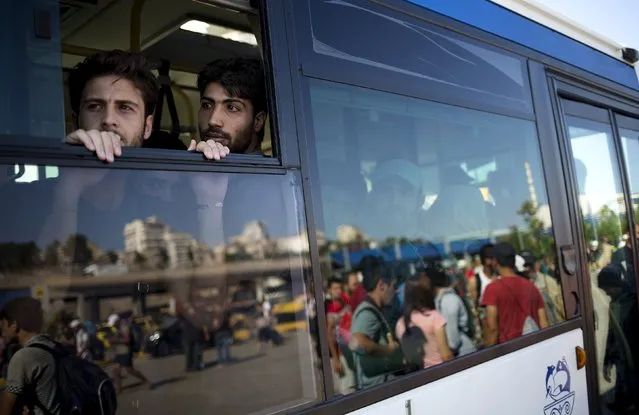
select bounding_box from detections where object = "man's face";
[329,282,343,299]
[0,318,17,342]
[198,82,265,154]
[346,273,359,293]
[78,75,152,147]
[380,279,397,305]
[483,257,495,273]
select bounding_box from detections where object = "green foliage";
[0,241,41,272]
[62,234,93,266]
[500,200,554,260]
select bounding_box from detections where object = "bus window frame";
[282,2,590,413]
[546,73,639,415]
[3,0,639,413]
[0,0,301,170]
[291,72,585,415]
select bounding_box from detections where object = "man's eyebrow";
[82,98,139,108]
[200,96,245,105]
[82,97,106,104]
[115,99,139,108]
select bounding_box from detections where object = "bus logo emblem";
[544,357,575,415]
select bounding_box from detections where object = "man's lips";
[204,133,229,145]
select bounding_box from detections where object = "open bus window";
[306,78,567,394]
[2,0,275,159]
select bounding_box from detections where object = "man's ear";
[253,111,266,133]
[143,115,154,140]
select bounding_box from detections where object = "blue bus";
[0,0,637,414]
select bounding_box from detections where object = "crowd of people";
[321,241,565,394]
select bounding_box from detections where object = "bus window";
[306,78,566,394]
[0,164,321,413]
[4,1,276,160]
[294,0,533,117]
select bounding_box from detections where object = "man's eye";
[120,105,133,111]
[227,104,240,112]
[86,103,101,111]
[201,102,212,110]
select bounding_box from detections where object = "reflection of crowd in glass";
[321,242,565,394]
[587,225,639,413]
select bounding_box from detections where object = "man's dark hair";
[358,255,393,293]
[426,267,449,289]
[494,242,516,269]
[0,297,44,333]
[479,243,495,264]
[327,277,343,289]
[68,50,159,118]
[197,58,267,139]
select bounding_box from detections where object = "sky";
[534,0,639,47]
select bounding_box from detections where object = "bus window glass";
[299,0,532,116]
[0,1,65,138]
[565,114,639,413]
[0,165,322,413]
[4,1,275,159]
[306,78,564,394]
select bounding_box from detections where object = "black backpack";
[399,320,427,368]
[28,343,117,415]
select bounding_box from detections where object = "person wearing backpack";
[481,243,549,346]
[396,279,454,370]
[349,256,404,390]
[0,297,117,415]
[429,268,478,357]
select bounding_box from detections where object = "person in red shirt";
[481,243,549,346]
[326,278,352,377]
[346,271,367,311]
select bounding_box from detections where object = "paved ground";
[114,332,322,415]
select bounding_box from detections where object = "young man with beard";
[188,58,288,250]
[188,57,267,159]
[37,50,199,252]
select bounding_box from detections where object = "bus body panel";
[347,330,588,415]
[404,0,639,91]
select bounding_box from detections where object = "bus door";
[556,93,639,414]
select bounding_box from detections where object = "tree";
[596,205,622,246]
[62,234,93,268]
[0,242,41,272]
[44,240,61,267]
[501,200,554,261]
[106,250,119,264]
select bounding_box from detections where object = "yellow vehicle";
[272,296,308,333]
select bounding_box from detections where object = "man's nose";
[208,106,224,128]
[101,105,117,129]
